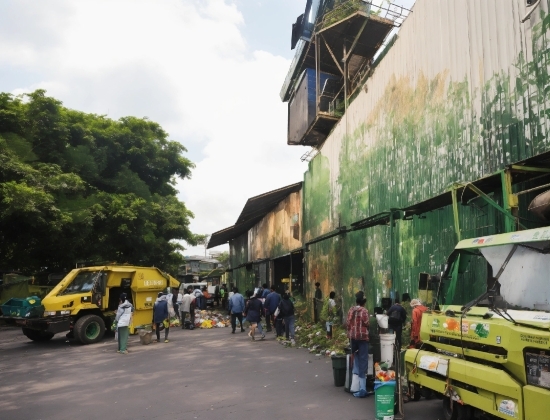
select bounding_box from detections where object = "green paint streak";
[303,154,331,240]
[301,9,550,310]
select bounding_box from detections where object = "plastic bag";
[114,330,118,341]
[162,319,170,328]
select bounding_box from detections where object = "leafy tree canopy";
[0,90,197,275]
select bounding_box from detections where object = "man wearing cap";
[410,299,428,347]
[115,293,134,354]
[347,291,370,398]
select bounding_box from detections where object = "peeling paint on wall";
[300,1,550,314]
[249,191,302,260]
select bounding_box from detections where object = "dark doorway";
[273,251,303,295]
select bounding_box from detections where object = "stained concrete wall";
[301,0,550,312]
[248,191,302,261]
[229,191,303,293]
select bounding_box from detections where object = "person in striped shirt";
[346,291,370,398]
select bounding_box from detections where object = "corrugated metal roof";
[208,182,303,248]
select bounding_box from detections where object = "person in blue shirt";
[264,286,281,333]
[152,292,169,343]
[261,283,270,299]
[228,287,245,334]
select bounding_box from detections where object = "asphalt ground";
[0,325,444,420]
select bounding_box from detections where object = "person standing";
[226,286,234,311]
[166,288,176,321]
[220,285,226,309]
[244,290,264,340]
[194,287,204,311]
[176,287,183,320]
[228,287,245,333]
[278,292,296,346]
[264,286,281,333]
[171,287,180,321]
[347,291,370,398]
[314,282,323,323]
[153,292,170,343]
[180,289,193,329]
[115,293,134,354]
[187,287,196,330]
[261,283,270,299]
[322,291,338,339]
[202,286,210,309]
[410,298,428,347]
[387,298,407,351]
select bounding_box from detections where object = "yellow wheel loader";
[2,265,179,344]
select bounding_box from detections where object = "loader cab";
[108,277,134,310]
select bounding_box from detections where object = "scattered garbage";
[192,310,232,329]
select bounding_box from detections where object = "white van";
[179,282,207,293]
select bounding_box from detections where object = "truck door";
[91,272,107,308]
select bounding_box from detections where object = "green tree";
[217,251,229,266]
[0,90,197,275]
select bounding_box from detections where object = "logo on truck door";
[498,400,517,417]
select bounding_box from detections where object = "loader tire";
[74,314,105,344]
[22,328,54,342]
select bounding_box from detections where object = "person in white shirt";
[180,290,195,329]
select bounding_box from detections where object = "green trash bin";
[331,355,346,387]
[1,296,42,317]
[374,380,395,420]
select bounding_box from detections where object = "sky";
[0,0,415,259]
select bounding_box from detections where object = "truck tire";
[443,397,471,420]
[411,383,422,401]
[22,328,54,342]
[74,314,105,344]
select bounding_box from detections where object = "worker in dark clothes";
[314,282,323,323]
[386,298,407,352]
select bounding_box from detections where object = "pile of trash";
[374,362,396,382]
[193,310,232,329]
[295,321,348,355]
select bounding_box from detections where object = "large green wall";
[301,3,550,313]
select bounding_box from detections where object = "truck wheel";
[411,384,422,401]
[443,397,471,420]
[74,315,105,344]
[22,328,54,342]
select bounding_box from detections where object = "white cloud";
[0,0,307,257]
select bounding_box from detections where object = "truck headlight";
[44,311,56,316]
[60,310,71,315]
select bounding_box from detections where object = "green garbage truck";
[406,227,550,420]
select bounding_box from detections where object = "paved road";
[0,326,443,420]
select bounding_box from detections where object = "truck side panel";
[524,386,550,420]
[406,349,524,419]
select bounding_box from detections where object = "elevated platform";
[285,1,410,147]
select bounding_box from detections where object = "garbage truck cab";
[10,265,179,344]
[405,227,550,420]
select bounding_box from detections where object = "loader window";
[62,271,101,295]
